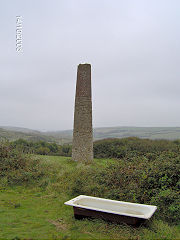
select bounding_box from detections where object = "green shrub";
[11,139,72,157]
[93,137,179,159]
[0,141,45,186]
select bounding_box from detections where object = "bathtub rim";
[64,195,157,220]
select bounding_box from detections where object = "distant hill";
[94,127,180,140]
[1,126,180,143]
[47,126,180,141]
[1,126,41,134]
[0,127,70,144]
[46,130,73,139]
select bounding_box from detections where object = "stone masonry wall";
[72,64,93,163]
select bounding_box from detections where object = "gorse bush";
[0,141,45,186]
[93,137,180,159]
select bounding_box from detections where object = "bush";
[11,139,72,157]
[0,141,45,186]
[93,137,179,159]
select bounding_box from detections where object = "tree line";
[10,137,180,159]
[11,138,72,156]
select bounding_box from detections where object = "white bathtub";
[65,195,157,225]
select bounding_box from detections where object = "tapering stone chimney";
[72,64,93,163]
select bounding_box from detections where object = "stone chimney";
[72,64,93,163]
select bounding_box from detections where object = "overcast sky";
[0,0,180,131]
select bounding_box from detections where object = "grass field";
[0,156,179,240]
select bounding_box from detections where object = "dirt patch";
[47,218,68,231]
